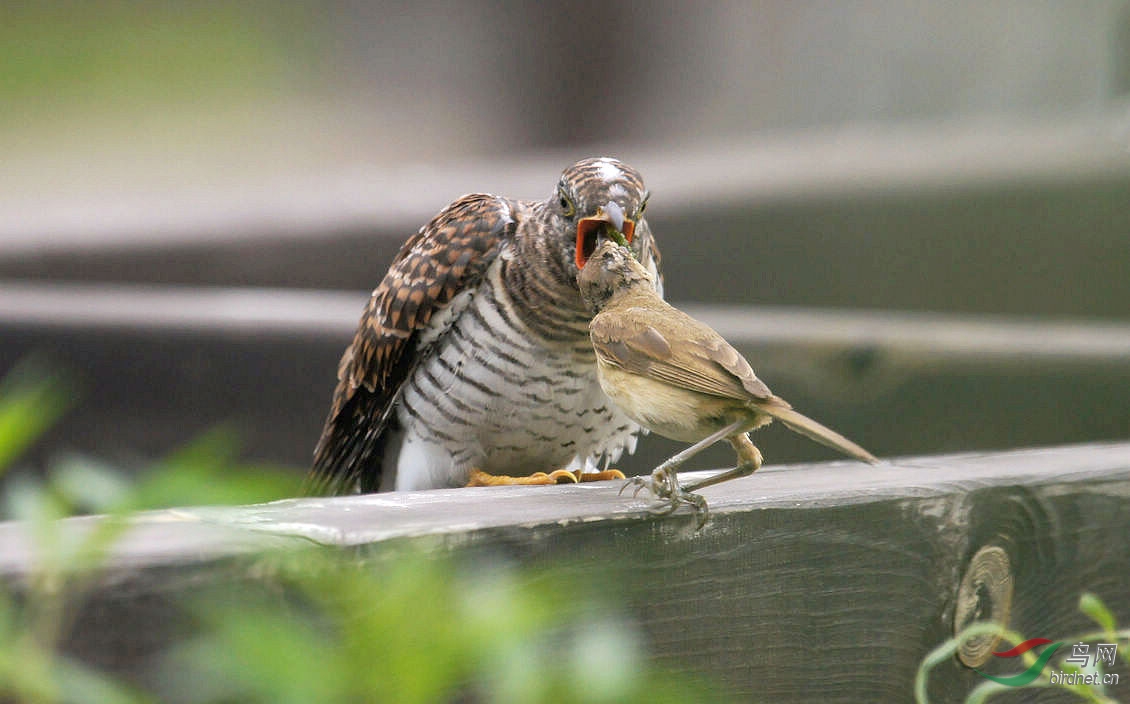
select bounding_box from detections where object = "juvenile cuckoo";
[310,158,662,494]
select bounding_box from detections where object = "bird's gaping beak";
[576,200,635,269]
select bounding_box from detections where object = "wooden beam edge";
[1,441,1127,578]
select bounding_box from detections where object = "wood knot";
[954,545,1014,668]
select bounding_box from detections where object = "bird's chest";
[597,359,740,443]
[394,267,630,484]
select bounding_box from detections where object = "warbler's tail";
[759,400,878,465]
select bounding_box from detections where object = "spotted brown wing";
[307,194,516,494]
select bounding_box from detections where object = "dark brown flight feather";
[308,194,515,494]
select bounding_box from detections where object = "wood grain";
[1,443,1127,702]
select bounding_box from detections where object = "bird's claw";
[620,467,670,498]
[465,469,577,487]
[545,469,580,484]
[619,474,652,497]
[620,469,709,529]
[669,487,709,530]
[574,468,626,483]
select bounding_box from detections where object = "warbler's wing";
[590,301,878,464]
[590,302,773,402]
[308,194,516,495]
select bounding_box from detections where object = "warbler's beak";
[576,201,635,269]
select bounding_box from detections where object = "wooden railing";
[1,443,1128,701]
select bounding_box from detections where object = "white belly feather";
[392,259,639,490]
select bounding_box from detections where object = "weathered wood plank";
[1,443,1128,702]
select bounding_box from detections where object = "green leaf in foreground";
[128,426,301,510]
[161,550,734,704]
[0,363,73,475]
[1078,593,1117,640]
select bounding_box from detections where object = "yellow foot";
[465,469,579,487]
[572,469,626,483]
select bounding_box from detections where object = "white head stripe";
[596,158,622,183]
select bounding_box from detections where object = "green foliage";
[0,363,301,703]
[164,551,724,704]
[916,594,1129,704]
[0,364,732,703]
[0,360,72,476]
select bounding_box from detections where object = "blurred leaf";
[295,552,472,704]
[0,363,73,475]
[0,644,57,704]
[1079,593,1117,638]
[54,655,154,704]
[160,549,734,704]
[51,455,133,514]
[915,622,1021,704]
[129,427,301,510]
[159,426,243,473]
[568,615,642,702]
[2,479,70,583]
[169,588,348,704]
[4,477,67,525]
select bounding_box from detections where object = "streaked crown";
[552,157,651,271]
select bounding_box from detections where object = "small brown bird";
[578,240,877,526]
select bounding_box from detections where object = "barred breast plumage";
[308,157,663,494]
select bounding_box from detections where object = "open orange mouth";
[576,217,635,269]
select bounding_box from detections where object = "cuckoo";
[309,158,662,494]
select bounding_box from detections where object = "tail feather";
[759,403,878,465]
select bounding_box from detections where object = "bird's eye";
[557,189,576,217]
[636,193,650,218]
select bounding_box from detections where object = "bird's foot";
[665,485,709,530]
[465,469,578,487]
[620,468,709,529]
[572,468,626,483]
[619,467,668,499]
